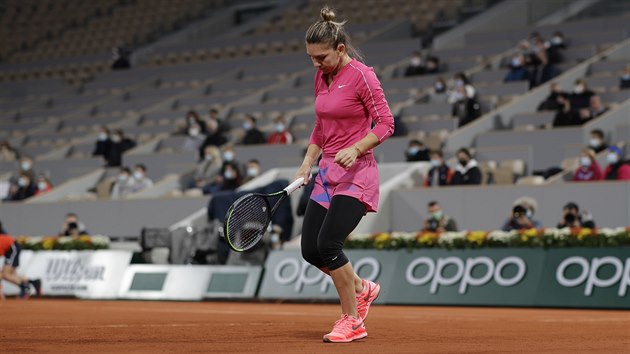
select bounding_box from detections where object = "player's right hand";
[294,164,312,186]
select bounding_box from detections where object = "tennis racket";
[223,177,304,252]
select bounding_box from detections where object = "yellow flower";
[79,235,92,244]
[373,233,391,248]
[42,237,56,250]
[577,228,593,240]
[466,231,487,245]
[523,228,539,237]
[417,232,439,244]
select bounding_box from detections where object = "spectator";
[241,115,266,145]
[0,141,18,162]
[572,148,603,182]
[404,51,425,77]
[204,162,242,194]
[267,116,294,144]
[92,126,111,158]
[449,72,481,127]
[221,145,240,168]
[529,39,559,88]
[546,31,566,64]
[537,82,566,111]
[111,167,134,199]
[208,108,230,134]
[198,115,228,160]
[552,93,580,127]
[60,213,89,236]
[513,196,541,227]
[243,159,262,183]
[569,79,595,110]
[6,173,35,201]
[620,65,630,90]
[425,56,440,75]
[577,95,607,123]
[424,150,453,186]
[106,129,135,167]
[423,201,458,233]
[588,129,608,154]
[433,77,447,94]
[557,202,596,229]
[182,114,207,153]
[129,164,154,194]
[502,204,538,231]
[34,174,53,196]
[111,46,132,70]
[178,110,207,136]
[451,148,482,185]
[405,139,430,162]
[603,146,630,180]
[17,156,35,180]
[190,146,223,190]
[504,54,530,82]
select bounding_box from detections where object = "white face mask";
[98,133,108,141]
[243,122,252,131]
[551,36,563,45]
[118,174,128,182]
[430,159,440,167]
[622,73,630,80]
[275,123,285,133]
[247,167,259,177]
[607,152,619,164]
[223,151,234,162]
[38,181,48,190]
[18,177,28,187]
[224,170,236,179]
[407,147,420,155]
[511,57,522,67]
[434,82,444,91]
[455,79,464,87]
[526,209,533,218]
[133,171,143,180]
[204,154,213,162]
[580,156,591,167]
[589,138,601,148]
[410,57,422,66]
[21,161,32,171]
[573,85,585,94]
[189,127,200,137]
[111,135,122,143]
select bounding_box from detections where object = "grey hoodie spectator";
[129,164,153,194]
[111,167,134,199]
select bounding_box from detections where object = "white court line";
[538,317,630,323]
[22,323,202,329]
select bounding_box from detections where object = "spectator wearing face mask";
[546,31,566,64]
[404,51,425,77]
[241,115,266,145]
[577,95,607,124]
[16,156,35,181]
[504,54,530,82]
[190,146,223,190]
[603,146,630,180]
[209,108,231,134]
[422,201,457,233]
[106,129,136,167]
[502,204,538,231]
[111,167,134,199]
[34,174,53,196]
[220,146,240,170]
[243,159,262,183]
[424,150,453,187]
[405,139,430,162]
[92,126,111,159]
[572,148,602,182]
[620,66,630,90]
[588,129,608,154]
[0,141,19,162]
[205,162,242,194]
[425,56,440,75]
[267,116,293,144]
[433,77,447,94]
[552,93,580,127]
[449,73,481,127]
[178,110,207,137]
[569,79,594,110]
[5,173,36,201]
[198,116,228,161]
[537,82,566,111]
[129,164,154,194]
[557,202,595,229]
[451,148,482,185]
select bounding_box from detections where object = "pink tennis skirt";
[310,153,380,213]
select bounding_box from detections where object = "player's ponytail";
[305,6,364,62]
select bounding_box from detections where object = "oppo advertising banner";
[23,250,132,299]
[260,249,630,308]
[258,250,399,301]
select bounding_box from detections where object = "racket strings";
[226,195,270,250]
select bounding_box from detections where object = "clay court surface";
[1,299,629,353]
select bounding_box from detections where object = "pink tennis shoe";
[356,279,380,320]
[323,314,367,343]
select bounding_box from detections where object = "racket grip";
[284,177,305,195]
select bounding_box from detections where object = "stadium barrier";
[259,249,630,309]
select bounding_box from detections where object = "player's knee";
[301,247,323,268]
[317,238,347,270]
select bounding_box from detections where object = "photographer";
[502,204,538,231]
[59,213,89,236]
[422,201,457,233]
[557,202,596,229]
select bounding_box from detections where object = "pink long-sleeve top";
[309,58,394,156]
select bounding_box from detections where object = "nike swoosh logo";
[331,256,338,261]
[337,84,347,89]
[352,322,364,331]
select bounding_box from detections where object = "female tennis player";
[294,7,394,343]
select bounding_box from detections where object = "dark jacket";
[106,138,136,167]
[92,139,111,157]
[242,129,266,145]
[451,160,482,185]
[424,165,454,186]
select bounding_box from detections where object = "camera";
[67,222,78,230]
[512,205,527,219]
[564,213,577,225]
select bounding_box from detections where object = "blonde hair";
[305,7,363,62]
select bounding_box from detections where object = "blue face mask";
[243,122,252,131]
[408,147,420,155]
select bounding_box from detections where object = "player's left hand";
[334,146,359,169]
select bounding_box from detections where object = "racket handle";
[284,177,305,195]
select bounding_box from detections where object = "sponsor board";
[259,249,630,308]
[118,265,262,301]
[258,250,398,301]
[21,251,132,299]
